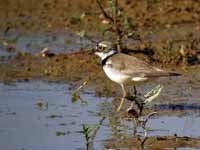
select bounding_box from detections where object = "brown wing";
[106,53,180,78]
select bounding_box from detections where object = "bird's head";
[94,41,117,60]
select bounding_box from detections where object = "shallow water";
[0,31,91,57]
[0,81,200,150]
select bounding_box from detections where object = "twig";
[74,78,90,93]
[145,112,157,124]
[137,135,148,150]
[89,116,106,142]
[141,136,148,149]
[113,0,118,29]
[125,94,144,115]
[96,0,114,22]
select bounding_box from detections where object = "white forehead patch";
[98,41,112,48]
[99,43,108,47]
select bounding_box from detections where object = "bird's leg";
[117,84,126,112]
[127,85,137,111]
[133,85,137,96]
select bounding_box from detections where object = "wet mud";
[104,135,200,150]
[0,50,200,103]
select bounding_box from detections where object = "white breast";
[103,65,131,84]
[103,65,148,84]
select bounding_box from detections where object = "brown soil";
[104,135,200,150]
[0,50,200,101]
[1,0,200,65]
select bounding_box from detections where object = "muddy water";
[0,31,90,56]
[0,81,200,150]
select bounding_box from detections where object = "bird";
[94,41,181,111]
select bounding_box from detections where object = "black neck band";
[101,51,117,66]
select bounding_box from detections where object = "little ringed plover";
[94,41,181,111]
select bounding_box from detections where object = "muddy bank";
[0,0,200,106]
[1,0,200,34]
[104,135,200,150]
[0,51,200,106]
[1,0,200,64]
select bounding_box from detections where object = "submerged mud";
[0,81,200,150]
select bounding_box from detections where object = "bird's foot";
[117,106,121,112]
[117,97,125,112]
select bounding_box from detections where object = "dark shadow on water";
[152,103,200,112]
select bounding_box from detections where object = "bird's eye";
[99,46,103,50]
[98,45,106,51]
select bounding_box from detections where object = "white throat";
[95,50,117,60]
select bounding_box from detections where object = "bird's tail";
[167,72,181,76]
[146,71,181,78]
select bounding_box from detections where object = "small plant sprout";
[36,100,48,110]
[56,131,66,136]
[77,30,87,38]
[71,79,90,105]
[96,0,135,51]
[71,92,87,105]
[70,15,81,24]
[82,124,99,149]
[81,117,105,150]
